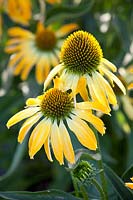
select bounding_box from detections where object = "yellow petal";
[130,177,133,182]
[89,73,110,110]
[18,113,42,143]
[101,67,126,95]
[44,137,53,162]
[14,57,27,75]
[35,55,50,84]
[76,77,89,101]
[50,121,64,165]
[49,52,59,66]
[5,45,22,53]
[44,64,64,91]
[8,27,33,38]
[56,23,78,37]
[6,38,25,46]
[7,107,40,129]
[7,0,32,25]
[74,109,105,135]
[125,183,133,189]
[29,118,51,159]
[59,121,75,164]
[102,58,117,72]
[95,72,117,105]
[67,116,97,150]
[76,101,110,114]
[8,52,23,68]
[20,52,39,80]
[0,14,2,40]
[131,177,133,182]
[128,83,133,90]
[26,98,41,106]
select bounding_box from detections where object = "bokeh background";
[0,0,133,198]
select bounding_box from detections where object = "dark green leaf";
[46,0,94,24]
[122,164,133,181]
[0,139,27,181]
[104,164,133,200]
[0,190,81,200]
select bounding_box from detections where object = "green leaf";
[122,164,133,181]
[104,164,133,200]
[0,190,81,200]
[0,138,27,181]
[46,0,94,24]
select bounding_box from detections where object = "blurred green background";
[0,0,133,198]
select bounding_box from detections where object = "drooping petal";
[90,73,110,110]
[95,72,117,105]
[59,121,75,164]
[76,77,89,101]
[102,58,117,72]
[76,101,110,114]
[18,112,42,143]
[50,121,64,165]
[35,55,50,84]
[29,118,51,159]
[74,109,105,135]
[44,137,53,162]
[44,64,65,91]
[20,50,39,80]
[101,67,126,95]
[67,116,97,150]
[7,107,40,128]
[56,23,78,37]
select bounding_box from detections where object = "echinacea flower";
[6,0,32,26]
[125,177,133,189]
[44,30,126,113]
[7,79,105,165]
[5,22,78,84]
[0,0,31,39]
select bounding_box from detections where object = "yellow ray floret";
[44,30,126,113]
[7,81,106,165]
[5,22,78,84]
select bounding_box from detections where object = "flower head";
[125,177,133,189]
[7,79,105,165]
[44,30,126,113]
[0,0,32,26]
[6,0,32,25]
[72,160,97,184]
[5,22,78,84]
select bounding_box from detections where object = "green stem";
[80,185,89,200]
[92,179,106,200]
[96,133,108,199]
[71,172,79,197]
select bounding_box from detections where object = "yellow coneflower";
[5,22,78,84]
[44,30,126,113]
[125,177,133,189]
[7,78,105,165]
[6,0,32,26]
[0,0,31,40]
[0,0,31,26]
